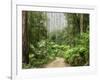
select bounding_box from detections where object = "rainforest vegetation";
[22,11,89,68]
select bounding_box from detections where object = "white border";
[12,3,97,80]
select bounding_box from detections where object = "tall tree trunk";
[22,11,29,64]
[80,14,83,35]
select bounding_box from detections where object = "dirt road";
[44,57,70,68]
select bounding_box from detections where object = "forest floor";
[44,57,70,68]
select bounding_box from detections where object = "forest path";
[44,57,70,68]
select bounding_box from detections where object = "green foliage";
[23,39,70,68]
[28,11,47,48]
[22,12,89,68]
[64,32,89,66]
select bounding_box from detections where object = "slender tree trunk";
[80,14,83,35]
[22,11,29,64]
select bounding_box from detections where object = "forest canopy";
[22,11,89,68]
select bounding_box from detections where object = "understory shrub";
[64,32,89,66]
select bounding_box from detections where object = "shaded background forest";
[22,11,89,68]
